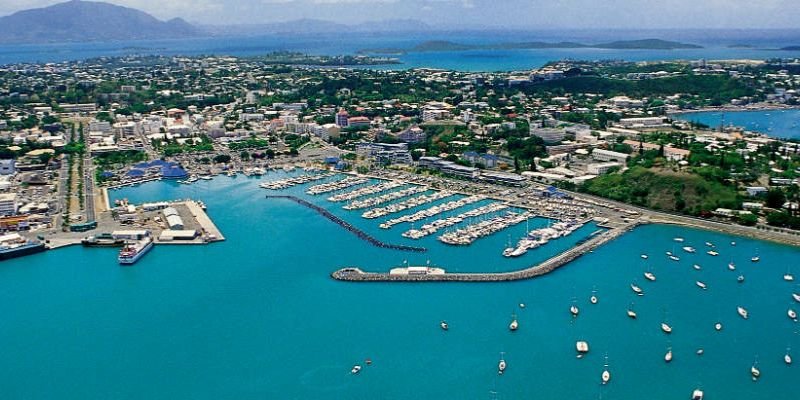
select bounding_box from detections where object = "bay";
[0,173,797,399]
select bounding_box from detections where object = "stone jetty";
[331,224,635,282]
[265,195,426,253]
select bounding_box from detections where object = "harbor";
[5,171,799,400]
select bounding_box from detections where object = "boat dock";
[265,195,426,253]
[331,223,635,282]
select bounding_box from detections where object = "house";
[745,186,768,197]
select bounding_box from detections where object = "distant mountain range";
[0,1,433,44]
[359,39,704,54]
[0,0,198,44]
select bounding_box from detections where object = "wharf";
[174,200,225,243]
[266,195,426,253]
[331,223,634,282]
[106,177,163,190]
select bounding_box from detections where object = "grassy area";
[580,166,741,214]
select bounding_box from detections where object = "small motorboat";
[788,309,798,321]
[707,250,719,256]
[440,321,449,331]
[751,256,760,263]
[785,349,793,365]
[693,264,702,270]
[785,274,795,282]
[498,354,507,375]
[665,348,673,363]
[683,246,696,253]
[674,237,685,242]
[696,348,704,356]
[662,323,673,334]
[692,389,704,400]
[731,241,737,246]
[570,305,580,317]
[728,262,736,271]
[738,306,749,319]
[590,295,598,305]
[705,242,714,247]
[644,272,656,281]
[351,365,362,374]
[793,293,800,303]
[738,275,745,283]
[641,254,648,259]
[669,255,681,262]
[696,281,707,290]
[627,309,638,319]
[519,303,526,309]
[715,322,723,331]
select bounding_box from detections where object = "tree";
[240,151,250,161]
[766,189,786,209]
[737,213,758,226]
[213,154,231,164]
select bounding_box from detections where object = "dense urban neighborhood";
[2,54,800,246]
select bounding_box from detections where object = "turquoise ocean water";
[3,30,800,70]
[675,109,800,139]
[1,173,798,399]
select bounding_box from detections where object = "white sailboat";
[696,281,707,290]
[590,288,598,305]
[570,303,580,317]
[601,355,611,385]
[785,348,793,365]
[665,347,673,363]
[498,352,507,375]
[751,360,761,380]
[644,272,656,281]
[793,293,800,303]
[631,283,644,296]
[788,308,798,321]
[738,306,749,319]
[509,313,519,331]
[662,322,673,334]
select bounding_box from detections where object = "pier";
[331,224,634,282]
[265,195,427,253]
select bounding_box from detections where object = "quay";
[331,224,634,282]
[265,195,427,253]
[180,200,225,243]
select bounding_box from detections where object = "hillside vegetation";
[580,166,741,214]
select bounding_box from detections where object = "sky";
[1,0,800,29]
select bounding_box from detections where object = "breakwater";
[332,224,634,282]
[265,195,426,253]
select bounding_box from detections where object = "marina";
[362,191,456,219]
[378,195,483,227]
[341,186,428,210]
[306,177,369,195]
[401,203,509,239]
[327,181,404,202]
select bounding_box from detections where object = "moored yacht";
[683,246,696,253]
[641,254,649,259]
[785,349,793,365]
[738,306,749,319]
[509,315,519,331]
[631,283,644,296]
[693,264,702,270]
[644,272,656,281]
[601,356,611,385]
[665,347,673,363]
[498,353,507,375]
[728,262,736,271]
[793,293,800,303]
[351,365,362,374]
[692,389,704,400]
[788,308,798,321]
[751,362,760,380]
[662,323,673,334]
[696,281,707,290]
[715,322,723,331]
[570,304,579,317]
[440,321,449,331]
[707,250,719,256]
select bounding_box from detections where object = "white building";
[592,149,630,162]
[0,193,18,216]
[587,162,623,175]
[0,159,16,175]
